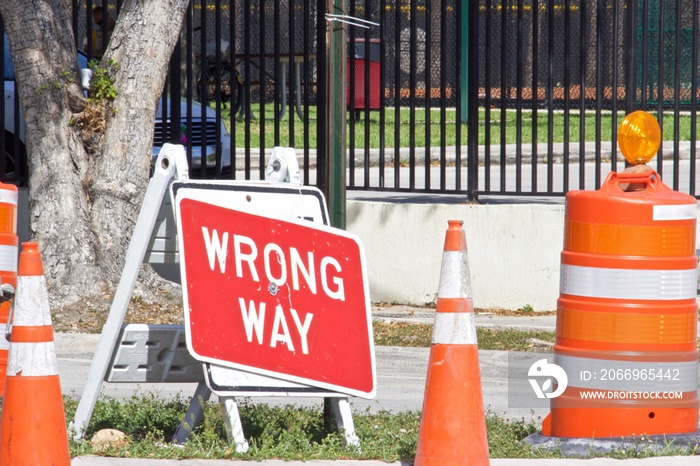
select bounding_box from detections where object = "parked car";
[1,35,231,183]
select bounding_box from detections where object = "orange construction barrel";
[0,183,17,396]
[544,169,698,438]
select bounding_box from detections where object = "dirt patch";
[51,283,184,334]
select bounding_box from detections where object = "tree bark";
[0,0,190,307]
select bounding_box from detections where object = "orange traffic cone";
[0,182,19,398]
[414,220,489,466]
[0,242,70,465]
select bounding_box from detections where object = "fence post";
[325,0,348,229]
[460,0,469,123]
[466,0,479,201]
[624,0,638,113]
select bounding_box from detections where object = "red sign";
[176,196,375,398]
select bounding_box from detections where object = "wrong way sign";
[175,194,375,398]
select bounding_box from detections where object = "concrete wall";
[346,200,565,311]
[13,188,568,311]
[17,187,699,312]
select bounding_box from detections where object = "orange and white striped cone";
[0,242,70,465]
[0,183,18,398]
[414,220,489,466]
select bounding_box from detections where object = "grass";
[220,103,700,149]
[64,395,700,460]
[373,321,555,351]
[64,395,550,460]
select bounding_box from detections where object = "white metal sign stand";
[70,145,361,452]
[70,145,189,441]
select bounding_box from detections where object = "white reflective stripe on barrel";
[653,204,698,221]
[0,189,17,206]
[432,312,477,345]
[0,245,17,273]
[555,354,698,393]
[437,251,471,299]
[560,264,697,300]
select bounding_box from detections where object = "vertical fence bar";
[440,0,449,192]
[302,0,311,181]
[563,0,570,192]
[594,0,603,189]
[655,0,665,177]
[408,0,417,190]
[347,0,356,187]
[465,0,477,198]
[196,0,207,178]
[214,0,223,177]
[531,0,539,194]
[243,0,252,177]
[424,0,432,190]
[672,0,681,190]
[689,0,699,195]
[0,19,6,181]
[515,0,522,193]
[288,0,296,149]
[258,0,266,179]
[484,0,492,193]
[228,0,235,178]
[316,0,327,193]
[273,1,281,147]
[546,0,554,192]
[578,0,586,189]
[624,0,637,114]
[170,39,183,165]
[393,0,400,189]
[640,0,648,109]
[185,3,194,176]
[610,0,619,174]
[499,0,507,192]
[379,0,387,189]
[363,1,372,189]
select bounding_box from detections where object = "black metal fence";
[468,0,700,199]
[3,1,700,200]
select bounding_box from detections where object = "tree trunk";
[0,0,190,308]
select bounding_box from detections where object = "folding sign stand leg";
[172,382,212,444]
[332,398,360,448]
[220,396,250,453]
[70,145,189,440]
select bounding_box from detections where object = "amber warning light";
[617,110,661,165]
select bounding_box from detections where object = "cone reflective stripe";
[414,220,489,466]
[0,242,70,465]
[0,183,17,397]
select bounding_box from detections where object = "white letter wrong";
[202,227,228,273]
